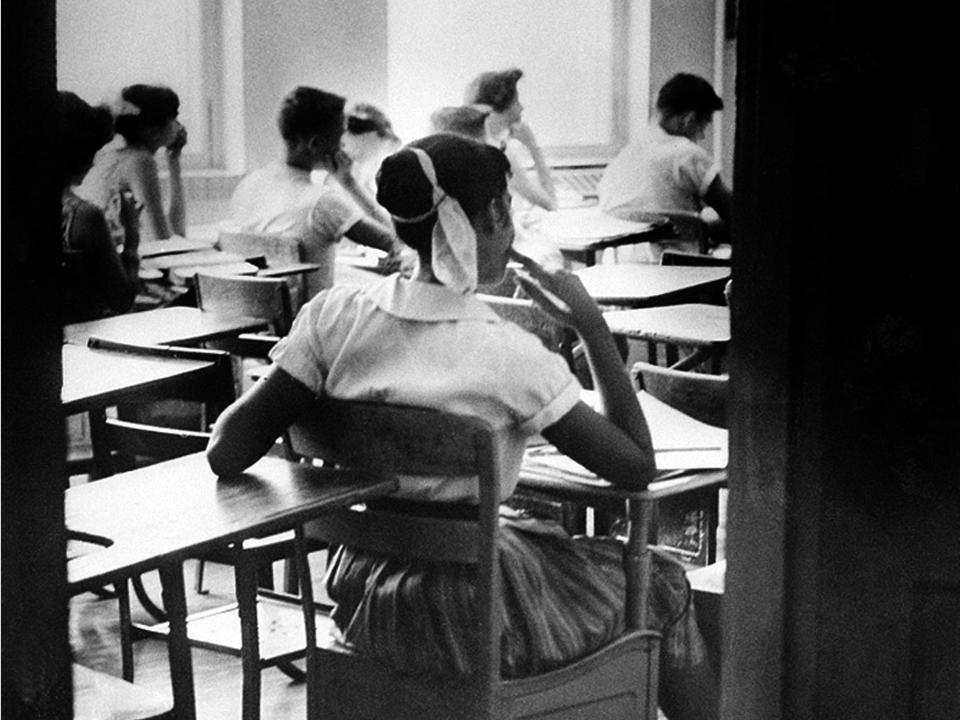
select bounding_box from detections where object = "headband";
[390,147,478,294]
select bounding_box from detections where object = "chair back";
[288,397,663,719]
[195,272,294,335]
[85,339,236,477]
[288,398,505,715]
[217,230,307,311]
[633,361,729,428]
[616,209,710,255]
[476,293,576,373]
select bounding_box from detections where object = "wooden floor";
[70,557,326,720]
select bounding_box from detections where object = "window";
[57,0,225,170]
[386,0,647,164]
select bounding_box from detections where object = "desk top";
[61,343,215,415]
[66,452,396,592]
[603,303,730,346]
[575,263,731,307]
[539,207,670,248]
[64,307,269,347]
[138,236,217,258]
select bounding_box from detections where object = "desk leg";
[159,562,196,720]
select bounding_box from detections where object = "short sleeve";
[487,323,583,436]
[309,185,365,243]
[269,293,330,394]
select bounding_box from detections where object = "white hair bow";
[391,147,478,294]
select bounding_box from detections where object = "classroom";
[3,2,959,720]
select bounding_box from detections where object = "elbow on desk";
[205,435,253,478]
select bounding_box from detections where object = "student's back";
[597,73,731,263]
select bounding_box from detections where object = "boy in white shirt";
[598,73,732,263]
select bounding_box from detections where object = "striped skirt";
[323,510,708,678]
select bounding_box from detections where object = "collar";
[364,275,501,323]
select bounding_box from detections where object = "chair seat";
[73,664,172,720]
[311,628,661,719]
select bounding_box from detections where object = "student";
[465,68,558,212]
[428,104,492,143]
[341,102,402,220]
[60,90,141,322]
[597,72,732,263]
[78,84,187,241]
[227,86,414,299]
[430,109,564,275]
[207,133,717,720]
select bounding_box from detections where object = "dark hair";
[464,68,523,113]
[278,86,346,144]
[113,84,180,146]
[656,73,723,123]
[346,102,398,141]
[59,91,114,186]
[376,133,511,251]
[429,105,491,142]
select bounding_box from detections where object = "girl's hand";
[509,248,602,331]
[167,123,188,157]
[328,148,355,184]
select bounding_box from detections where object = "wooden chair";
[194,272,294,336]
[632,361,728,429]
[82,340,310,720]
[216,230,308,313]
[286,398,663,720]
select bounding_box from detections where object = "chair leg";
[131,573,167,622]
[256,563,274,590]
[294,526,317,718]
[194,559,208,594]
[282,557,299,595]
[233,547,262,720]
[116,579,135,682]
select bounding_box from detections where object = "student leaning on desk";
[60,91,141,323]
[598,73,733,263]
[207,133,717,720]
[226,86,416,300]
[78,84,188,243]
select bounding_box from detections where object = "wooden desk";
[574,263,731,308]
[64,307,269,348]
[519,391,727,561]
[61,344,218,416]
[603,303,729,346]
[139,237,218,258]
[67,452,397,720]
[335,253,387,287]
[603,303,730,369]
[537,207,674,266]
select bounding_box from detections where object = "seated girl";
[465,68,558,213]
[207,133,717,720]
[78,84,187,242]
[430,104,564,276]
[60,90,141,322]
